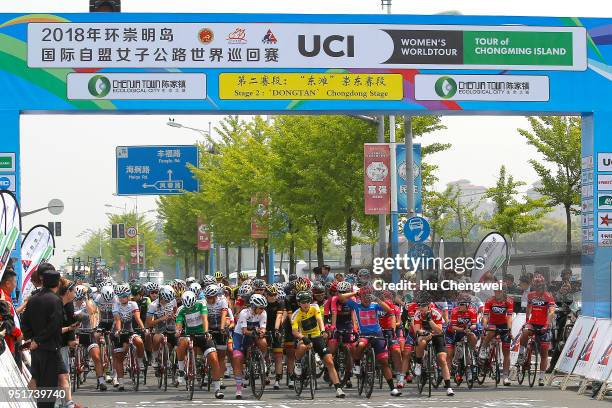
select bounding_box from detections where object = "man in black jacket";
[21,263,65,408]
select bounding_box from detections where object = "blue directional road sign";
[407,243,434,272]
[403,216,430,243]
[116,145,199,196]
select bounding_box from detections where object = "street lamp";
[167,118,216,154]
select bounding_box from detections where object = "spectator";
[0,268,23,357]
[21,263,65,408]
[503,274,519,294]
[58,278,80,408]
[18,268,43,314]
[519,274,532,312]
[320,265,335,284]
[334,273,344,282]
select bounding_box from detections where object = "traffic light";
[90,0,121,12]
[111,223,126,239]
[48,222,62,237]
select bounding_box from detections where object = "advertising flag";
[364,143,391,214]
[20,224,54,296]
[197,218,211,251]
[0,191,21,279]
[251,195,269,239]
[396,144,422,214]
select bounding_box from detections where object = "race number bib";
[185,311,203,328]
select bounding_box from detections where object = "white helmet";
[186,277,197,285]
[337,281,352,293]
[159,285,175,303]
[75,285,88,300]
[238,284,253,299]
[249,294,268,308]
[181,290,197,309]
[204,285,219,298]
[188,282,202,296]
[115,284,130,298]
[101,286,115,302]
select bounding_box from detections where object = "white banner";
[67,73,207,100]
[0,191,21,280]
[584,321,612,381]
[27,23,586,71]
[555,316,596,374]
[20,225,55,297]
[573,319,612,377]
[415,74,549,101]
[509,313,526,366]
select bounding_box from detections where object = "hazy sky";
[3,0,609,265]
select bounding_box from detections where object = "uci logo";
[491,306,506,314]
[298,35,355,58]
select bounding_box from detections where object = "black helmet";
[312,282,325,294]
[296,291,313,304]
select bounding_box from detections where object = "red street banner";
[251,195,269,239]
[197,219,211,251]
[364,143,391,214]
[130,244,144,264]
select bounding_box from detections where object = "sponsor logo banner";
[598,193,612,210]
[598,212,612,229]
[598,174,612,191]
[555,316,596,374]
[598,231,612,246]
[28,23,586,71]
[598,153,612,172]
[415,74,549,101]
[197,219,211,251]
[364,143,391,215]
[68,73,207,100]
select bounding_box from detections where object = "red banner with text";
[197,218,211,251]
[364,143,391,214]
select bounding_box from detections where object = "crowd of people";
[0,262,578,407]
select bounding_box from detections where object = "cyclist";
[215,271,224,284]
[252,279,266,296]
[292,290,346,398]
[175,290,224,398]
[328,281,357,387]
[93,284,117,384]
[337,286,402,397]
[446,294,479,383]
[380,290,403,387]
[399,295,423,387]
[171,279,187,307]
[231,293,268,400]
[479,288,514,386]
[112,284,146,391]
[74,285,107,391]
[517,274,555,386]
[412,294,454,397]
[146,285,177,373]
[311,282,326,314]
[203,284,229,390]
[264,284,286,390]
[132,283,152,362]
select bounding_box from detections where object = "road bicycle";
[356,335,387,399]
[244,332,267,400]
[416,331,439,398]
[332,330,356,388]
[154,332,172,391]
[451,329,477,389]
[477,328,507,387]
[515,326,545,388]
[294,335,316,400]
[97,329,114,385]
[179,334,202,400]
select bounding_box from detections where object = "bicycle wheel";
[362,347,375,399]
[163,344,169,392]
[250,348,266,400]
[132,347,140,392]
[70,351,78,393]
[207,359,212,392]
[335,344,351,387]
[377,366,383,389]
[528,343,539,388]
[308,350,316,400]
[188,349,196,400]
[426,346,433,398]
[80,346,90,384]
[493,344,501,387]
[466,346,475,389]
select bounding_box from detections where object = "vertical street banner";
[251,195,269,239]
[364,143,391,214]
[130,244,145,265]
[396,144,422,214]
[555,316,596,374]
[0,191,21,279]
[20,225,54,299]
[509,313,527,365]
[197,218,211,251]
[587,322,612,381]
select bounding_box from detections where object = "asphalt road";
[69,375,610,408]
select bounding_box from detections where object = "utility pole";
[377,116,387,259]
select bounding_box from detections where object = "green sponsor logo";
[0,157,12,169]
[599,195,612,206]
[434,76,457,99]
[88,75,111,98]
[463,31,573,66]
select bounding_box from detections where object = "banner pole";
[389,116,399,284]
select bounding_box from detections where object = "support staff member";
[21,263,65,408]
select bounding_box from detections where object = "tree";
[446,186,483,256]
[518,116,581,267]
[424,185,454,245]
[484,166,550,251]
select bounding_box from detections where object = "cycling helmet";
[345,274,357,284]
[312,282,325,294]
[357,268,371,281]
[238,272,249,281]
[296,291,313,304]
[337,281,352,293]
[181,291,197,309]
[148,282,160,293]
[214,271,223,281]
[415,292,431,306]
[238,284,253,299]
[130,283,143,296]
[101,286,115,302]
[116,284,131,298]
[189,282,202,296]
[171,279,187,297]
[204,284,219,298]
[201,275,216,288]
[252,279,266,290]
[276,290,286,301]
[159,285,175,303]
[457,293,471,305]
[75,285,87,300]
[186,277,197,286]
[249,294,268,308]
[294,277,311,292]
[358,285,374,296]
[265,284,278,296]
[288,273,298,282]
[381,290,394,301]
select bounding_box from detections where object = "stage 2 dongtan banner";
[396,144,422,214]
